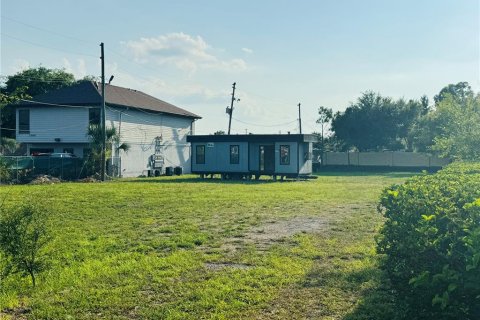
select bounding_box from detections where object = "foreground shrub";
[377,162,480,319]
[0,203,51,287]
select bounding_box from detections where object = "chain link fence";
[0,156,122,183]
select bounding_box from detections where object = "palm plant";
[0,137,17,155]
[86,124,130,176]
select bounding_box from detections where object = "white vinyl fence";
[322,152,450,168]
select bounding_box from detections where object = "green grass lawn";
[0,172,416,319]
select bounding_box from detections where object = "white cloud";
[62,58,88,79]
[9,59,30,73]
[124,32,247,74]
[242,47,253,54]
[106,61,227,104]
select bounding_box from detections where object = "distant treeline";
[316,82,479,161]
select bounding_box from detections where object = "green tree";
[331,92,424,152]
[430,93,480,160]
[316,106,333,147]
[0,203,51,287]
[86,124,130,176]
[411,82,478,154]
[0,86,30,152]
[1,67,76,139]
[3,67,76,97]
[434,81,473,105]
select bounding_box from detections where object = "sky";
[1,0,479,135]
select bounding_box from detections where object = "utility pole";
[298,103,302,134]
[100,42,106,181]
[226,82,237,135]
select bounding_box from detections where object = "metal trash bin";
[165,166,174,176]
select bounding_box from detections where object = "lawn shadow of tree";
[287,258,408,320]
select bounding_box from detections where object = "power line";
[232,117,297,127]
[1,15,96,45]
[1,33,98,58]
[19,99,96,109]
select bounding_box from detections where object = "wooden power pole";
[298,103,302,134]
[226,82,237,135]
[100,42,106,181]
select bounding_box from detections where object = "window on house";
[30,148,54,156]
[63,148,74,155]
[280,145,290,165]
[19,109,30,134]
[196,145,205,164]
[230,145,239,164]
[89,108,101,125]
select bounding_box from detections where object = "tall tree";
[430,92,480,160]
[411,81,476,153]
[316,106,333,159]
[331,92,424,152]
[3,67,76,97]
[433,81,473,105]
[331,92,398,151]
[86,124,130,176]
[1,67,76,139]
[0,86,30,151]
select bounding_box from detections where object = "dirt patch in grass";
[204,262,253,271]
[28,174,61,185]
[222,216,330,252]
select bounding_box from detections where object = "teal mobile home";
[186,134,317,179]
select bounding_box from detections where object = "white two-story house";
[15,81,201,177]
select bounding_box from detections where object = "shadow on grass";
[121,176,292,185]
[313,171,419,179]
[298,261,406,320]
[122,171,418,184]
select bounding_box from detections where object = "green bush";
[0,203,51,287]
[0,157,11,182]
[377,162,480,319]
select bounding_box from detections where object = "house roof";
[18,81,201,119]
[187,134,318,143]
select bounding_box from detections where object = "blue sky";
[1,0,479,135]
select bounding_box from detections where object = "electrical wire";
[19,99,95,109]
[1,33,98,58]
[232,117,297,127]
[1,15,96,45]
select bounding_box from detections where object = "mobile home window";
[230,145,239,164]
[89,108,101,125]
[280,145,290,165]
[196,145,205,164]
[19,109,30,134]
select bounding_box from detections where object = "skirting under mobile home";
[186,134,317,179]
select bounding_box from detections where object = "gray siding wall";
[274,142,298,174]
[191,142,249,173]
[248,143,264,172]
[16,107,90,143]
[107,108,194,177]
[298,142,313,174]
[190,140,313,175]
[17,106,195,177]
